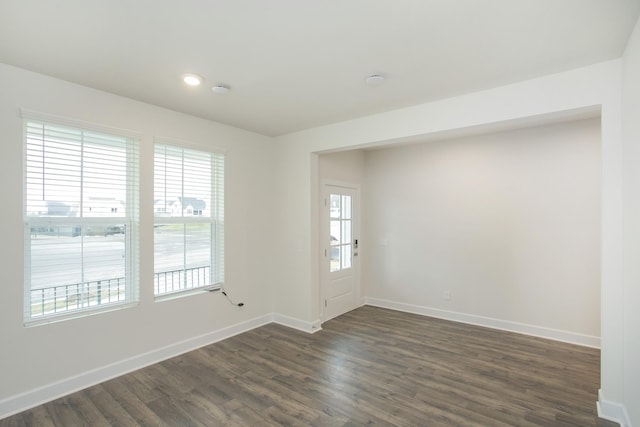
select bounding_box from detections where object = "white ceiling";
[1,1,639,136]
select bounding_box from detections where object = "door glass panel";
[330,246,340,272]
[329,192,353,273]
[330,194,341,218]
[342,244,352,269]
[330,220,341,245]
[342,219,351,244]
[342,195,352,219]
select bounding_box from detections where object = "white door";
[322,184,359,321]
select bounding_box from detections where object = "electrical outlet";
[443,290,452,301]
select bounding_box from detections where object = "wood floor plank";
[19,405,55,427]
[0,414,26,427]
[99,378,166,426]
[175,388,236,426]
[42,398,86,427]
[0,306,614,426]
[58,393,110,427]
[82,385,140,426]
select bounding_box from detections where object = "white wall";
[318,150,366,185]
[0,63,274,414]
[364,119,601,340]
[273,59,623,419]
[622,14,640,426]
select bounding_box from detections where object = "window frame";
[153,139,225,298]
[22,110,140,325]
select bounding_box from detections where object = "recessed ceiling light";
[365,74,385,86]
[182,73,203,86]
[212,84,230,94]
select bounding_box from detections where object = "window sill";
[154,285,222,303]
[25,301,139,327]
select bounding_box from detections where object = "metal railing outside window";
[30,266,210,317]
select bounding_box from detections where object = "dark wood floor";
[1,306,617,426]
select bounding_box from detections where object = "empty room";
[1,1,640,426]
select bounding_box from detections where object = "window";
[329,193,353,272]
[24,117,139,322]
[154,142,224,296]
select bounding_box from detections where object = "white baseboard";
[365,297,601,348]
[272,313,323,334]
[0,314,273,420]
[597,389,631,427]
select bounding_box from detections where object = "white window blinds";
[24,118,139,322]
[154,143,224,295]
